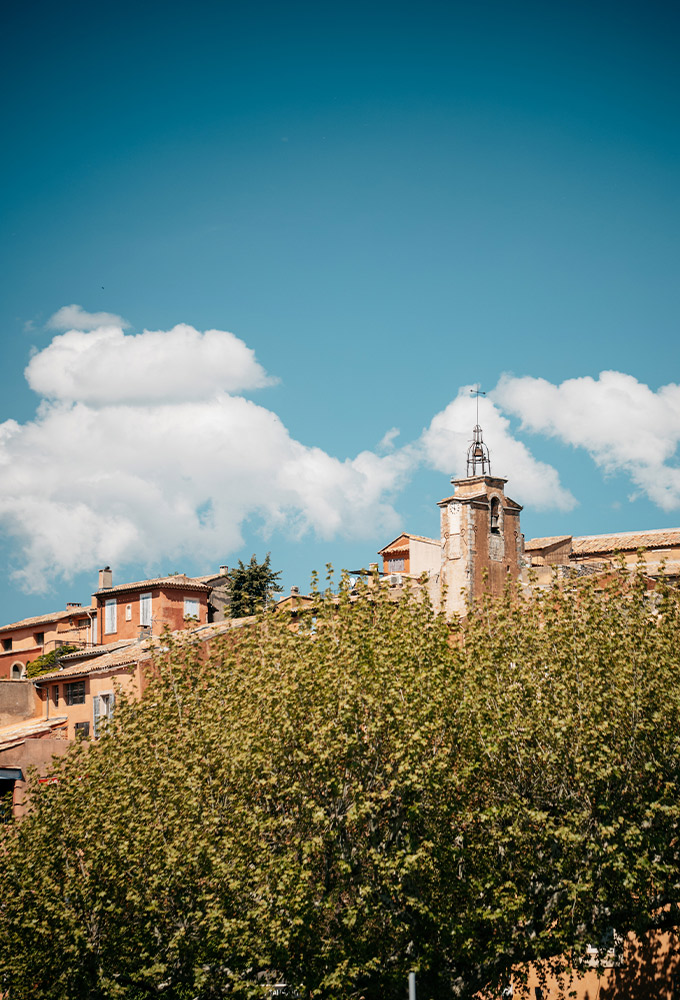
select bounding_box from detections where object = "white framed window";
[93,691,115,738]
[387,558,405,572]
[104,599,117,634]
[125,604,132,622]
[183,597,199,619]
[139,592,152,627]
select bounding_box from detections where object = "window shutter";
[104,600,117,634]
[93,695,101,739]
[140,593,152,627]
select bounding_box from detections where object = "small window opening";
[65,680,86,706]
[490,497,501,535]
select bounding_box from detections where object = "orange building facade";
[0,604,96,680]
[92,568,211,644]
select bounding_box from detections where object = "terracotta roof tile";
[378,532,439,555]
[33,617,254,683]
[571,528,680,555]
[58,638,138,663]
[93,574,210,597]
[0,716,68,749]
[0,606,95,633]
[524,535,573,551]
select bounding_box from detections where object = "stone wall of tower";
[438,476,523,618]
[439,497,472,618]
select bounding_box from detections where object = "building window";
[125,604,132,621]
[74,721,90,739]
[52,685,59,707]
[585,928,623,968]
[490,497,501,534]
[93,692,115,738]
[104,599,117,634]
[2,638,12,652]
[184,597,199,619]
[387,558,405,572]
[65,680,86,706]
[140,592,152,627]
[34,632,45,645]
[10,663,23,680]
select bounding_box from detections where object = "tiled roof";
[33,617,254,683]
[0,715,68,749]
[34,643,147,682]
[93,574,211,597]
[378,532,439,555]
[378,533,410,554]
[58,638,139,663]
[0,606,95,633]
[571,529,680,555]
[524,535,573,551]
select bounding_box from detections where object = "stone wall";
[0,679,39,727]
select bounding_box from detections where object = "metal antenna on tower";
[467,385,491,476]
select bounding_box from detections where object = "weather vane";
[466,385,491,476]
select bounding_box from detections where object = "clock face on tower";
[448,501,461,535]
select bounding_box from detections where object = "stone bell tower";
[438,420,523,618]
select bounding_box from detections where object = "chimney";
[66,602,82,609]
[99,566,113,589]
[219,565,228,576]
[290,586,299,595]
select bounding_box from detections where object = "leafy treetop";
[228,552,282,617]
[1,564,679,999]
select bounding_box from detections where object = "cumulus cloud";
[419,387,577,511]
[494,372,680,511]
[1,310,418,590]
[47,304,131,331]
[8,307,675,593]
[378,427,400,452]
[0,394,415,592]
[25,323,275,405]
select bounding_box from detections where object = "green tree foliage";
[1,566,680,999]
[229,552,282,618]
[26,644,79,678]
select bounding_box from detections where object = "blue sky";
[1,0,678,623]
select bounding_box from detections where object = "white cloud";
[0,311,412,590]
[13,309,675,594]
[494,371,680,511]
[419,387,577,511]
[25,322,275,405]
[378,427,400,451]
[47,304,131,331]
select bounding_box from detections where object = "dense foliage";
[228,552,282,617]
[26,643,79,677]
[2,566,680,999]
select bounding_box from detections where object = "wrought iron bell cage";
[466,424,491,476]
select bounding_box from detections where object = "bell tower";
[438,410,523,618]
